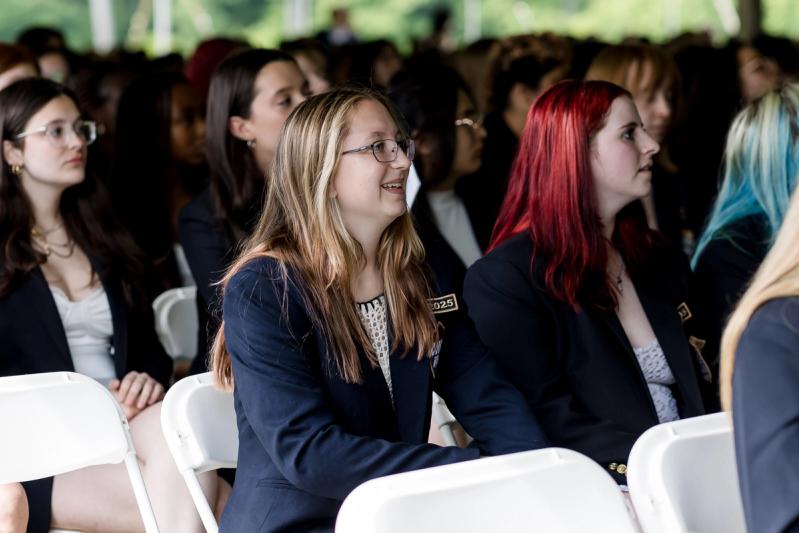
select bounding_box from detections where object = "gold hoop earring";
[10,164,22,176]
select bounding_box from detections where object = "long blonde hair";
[720,185,799,410]
[212,87,438,388]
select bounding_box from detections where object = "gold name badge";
[429,294,459,314]
[677,302,692,323]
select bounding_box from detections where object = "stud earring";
[246,139,256,148]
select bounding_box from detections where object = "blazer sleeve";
[224,262,478,501]
[733,298,799,533]
[464,255,641,468]
[433,306,549,454]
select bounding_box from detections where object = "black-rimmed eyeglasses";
[341,138,415,163]
[16,120,98,148]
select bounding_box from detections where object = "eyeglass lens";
[373,139,414,162]
[47,121,97,146]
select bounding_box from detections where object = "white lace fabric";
[356,295,393,403]
[632,339,679,423]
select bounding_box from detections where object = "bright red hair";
[490,80,654,310]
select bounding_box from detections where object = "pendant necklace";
[614,259,625,295]
[31,221,64,238]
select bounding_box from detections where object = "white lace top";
[633,339,679,423]
[50,285,116,384]
[356,295,393,403]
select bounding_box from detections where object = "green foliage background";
[0,0,797,55]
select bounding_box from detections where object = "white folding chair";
[160,372,238,533]
[627,412,746,533]
[0,372,160,533]
[152,286,199,360]
[336,448,638,533]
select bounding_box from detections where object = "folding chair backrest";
[627,412,746,533]
[161,372,238,532]
[336,448,638,533]
[152,286,198,359]
[0,372,160,533]
[0,372,129,482]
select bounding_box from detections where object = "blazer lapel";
[387,319,431,443]
[31,268,74,370]
[634,278,705,416]
[591,306,659,418]
[390,349,431,443]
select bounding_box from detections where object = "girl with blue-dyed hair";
[692,82,799,369]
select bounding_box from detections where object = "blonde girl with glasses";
[0,78,226,533]
[210,86,546,532]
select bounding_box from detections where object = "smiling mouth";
[381,181,404,191]
[639,163,653,172]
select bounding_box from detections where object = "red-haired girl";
[464,80,715,483]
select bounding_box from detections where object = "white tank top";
[49,285,116,384]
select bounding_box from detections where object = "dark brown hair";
[205,48,297,243]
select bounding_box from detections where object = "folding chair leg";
[123,453,161,533]
[182,470,219,533]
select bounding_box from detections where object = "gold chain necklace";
[31,221,64,238]
[31,231,77,259]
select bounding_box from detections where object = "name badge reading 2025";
[429,294,459,314]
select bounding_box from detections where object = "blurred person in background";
[280,38,332,95]
[112,72,208,298]
[586,43,686,250]
[692,84,799,373]
[0,43,39,90]
[179,49,309,374]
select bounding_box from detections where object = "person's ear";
[414,132,435,156]
[2,140,24,168]
[510,82,538,111]
[228,115,255,143]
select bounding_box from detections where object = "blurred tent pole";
[663,0,680,37]
[154,0,172,55]
[738,0,761,41]
[713,0,742,37]
[89,0,116,53]
[464,0,481,43]
[284,0,314,39]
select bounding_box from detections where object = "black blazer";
[219,256,548,532]
[411,188,485,283]
[733,296,799,533]
[178,189,234,374]
[692,215,769,367]
[464,233,714,482]
[0,263,172,533]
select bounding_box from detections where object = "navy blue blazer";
[733,296,799,533]
[464,233,714,482]
[220,256,548,532]
[0,264,172,533]
[178,189,234,374]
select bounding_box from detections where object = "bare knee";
[0,483,28,533]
